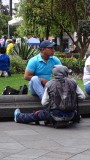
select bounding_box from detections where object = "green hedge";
[10,55,85,74]
[10,55,27,74]
[54,52,80,59]
[60,57,85,73]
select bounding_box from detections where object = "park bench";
[0,94,90,120]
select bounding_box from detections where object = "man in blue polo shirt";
[24,40,62,99]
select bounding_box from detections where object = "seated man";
[24,40,62,100]
[0,46,11,77]
[14,65,85,124]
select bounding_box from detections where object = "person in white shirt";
[83,52,90,95]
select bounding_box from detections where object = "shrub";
[10,55,27,74]
[13,43,39,60]
[60,57,85,73]
[54,52,80,59]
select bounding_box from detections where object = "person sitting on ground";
[83,51,90,95]
[24,40,62,100]
[6,39,16,55]
[0,46,11,77]
[14,65,85,124]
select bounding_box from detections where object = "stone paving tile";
[0,143,25,150]
[0,152,11,159]
[0,119,90,160]
[35,151,73,160]
[67,153,90,160]
[20,139,61,151]
[0,136,16,143]
[53,146,88,154]
[7,134,46,143]
[5,129,39,136]
[2,148,50,160]
[3,158,32,160]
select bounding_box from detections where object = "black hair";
[12,39,16,43]
[0,46,6,54]
[86,51,90,58]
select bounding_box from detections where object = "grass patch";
[76,79,85,92]
[0,74,85,95]
[0,74,28,95]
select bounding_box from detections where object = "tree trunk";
[60,29,63,52]
[46,24,50,39]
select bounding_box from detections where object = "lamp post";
[9,0,12,17]
[8,0,12,38]
[0,0,2,13]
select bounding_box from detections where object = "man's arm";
[41,87,49,105]
[76,85,86,100]
[24,70,34,81]
[24,70,48,86]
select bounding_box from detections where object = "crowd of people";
[0,36,40,77]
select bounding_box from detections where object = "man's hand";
[40,78,48,86]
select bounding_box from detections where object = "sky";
[2,0,19,7]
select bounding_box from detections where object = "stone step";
[0,95,90,120]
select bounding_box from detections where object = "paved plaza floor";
[0,118,90,160]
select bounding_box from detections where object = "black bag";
[44,110,80,128]
[18,85,28,94]
[2,85,28,95]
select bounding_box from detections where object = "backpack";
[2,85,28,95]
[45,78,80,128]
[48,78,77,112]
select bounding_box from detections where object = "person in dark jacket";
[0,46,11,77]
[14,65,85,124]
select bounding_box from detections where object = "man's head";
[0,46,6,54]
[53,65,72,78]
[6,39,13,44]
[85,51,90,59]
[6,39,16,44]
[39,40,55,58]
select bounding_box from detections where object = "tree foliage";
[0,2,11,37]
[17,0,90,58]
[0,13,11,37]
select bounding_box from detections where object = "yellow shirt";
[6,43,14,55]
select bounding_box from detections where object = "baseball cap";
[40,40,55,49]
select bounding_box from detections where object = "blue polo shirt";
[26,53,62,80]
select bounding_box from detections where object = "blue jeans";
[29,76,44,100]
[84,83,90,95]
[16,109,50,123]
[16,109,75,124]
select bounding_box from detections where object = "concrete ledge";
[0,95,43,118]
[0,95,90,119]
